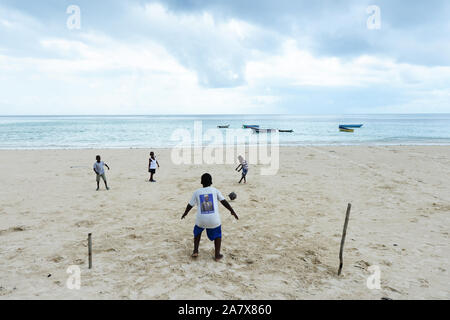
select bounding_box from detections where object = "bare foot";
[191,252,198,258]
[215,254,223,261]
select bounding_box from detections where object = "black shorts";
[149,169,156,174]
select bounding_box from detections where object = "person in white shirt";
[93,155,110,191]
[148,151,160,182]
[181,173,238,261]
[235,155,248,184]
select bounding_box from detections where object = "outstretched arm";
[220,200,238,220]
[235,164,242,171]
[105,163,110,170]
[181,204,193,219]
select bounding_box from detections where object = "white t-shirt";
[149,157,157,169]
[189,186,225,229]
[93,161,105,175]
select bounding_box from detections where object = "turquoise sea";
[0,114,449,149]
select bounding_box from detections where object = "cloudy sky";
[1,0,449,114]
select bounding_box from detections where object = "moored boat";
[251,128,277,133]
[339,124,363,128]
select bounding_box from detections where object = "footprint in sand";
[381,260,392,267]
[369,243,389,250]
[228,253,239,261]
[418,279,429,288]
[301,250,322,265]
[74,220,94,228]
[386,286,402,294]
[49,255,64,263]
[128,234,143,240]
[353,260,370,270]
[0,226,27,236]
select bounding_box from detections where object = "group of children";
[93,152,249,261]
[94,152,249,189]
[92,151,160,190]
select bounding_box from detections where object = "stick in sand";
[338,203,351,276]
[88,233,92,269]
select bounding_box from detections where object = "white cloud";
[129,2,280,88]
[0,4,43,31]
[37,35,186,74]
[246,40,450,89]
[0,31,274,114]
[0,1,449,114]
[0,18,13,28]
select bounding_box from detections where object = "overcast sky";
[1,0,449,114]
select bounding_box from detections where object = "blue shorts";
[242,168,248,175]
[193,225,222,241]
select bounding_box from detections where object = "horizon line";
[1,113,450,117]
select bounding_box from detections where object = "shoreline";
[1,142,450,151]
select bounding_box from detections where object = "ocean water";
[0,114,449,149]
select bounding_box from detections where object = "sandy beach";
[0,146,449,300]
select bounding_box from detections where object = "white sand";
[0,146,449,299]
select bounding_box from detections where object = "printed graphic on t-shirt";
[199,194,214,214]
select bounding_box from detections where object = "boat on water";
[250,127,294,133]
[251,128,277,133]
[339,124,363,128]
[339,127,354,132]
[217,125,230,128]
[243,125,259,129]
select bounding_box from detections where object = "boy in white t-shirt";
[181,173,238,261]
[235,155,248,184]
[93,155,110,191]
[148,151,160,182]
